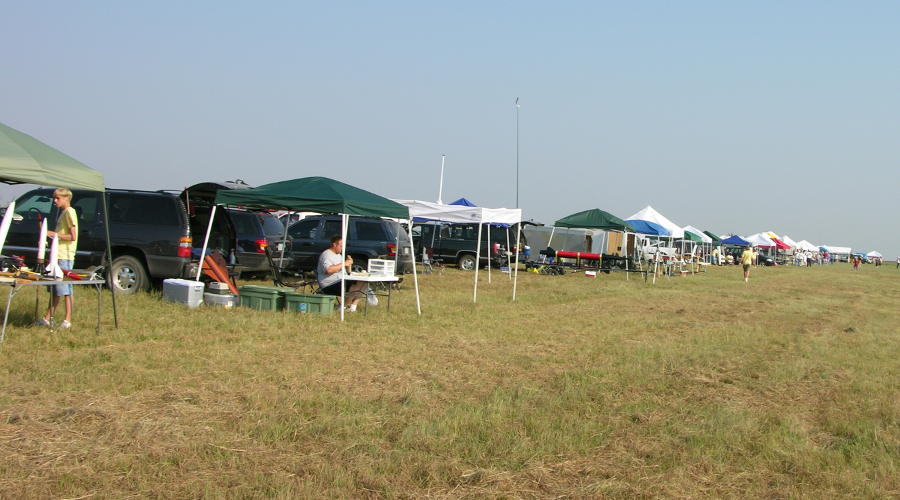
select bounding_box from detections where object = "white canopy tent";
[394,200,523,303]
[744,233,776,247]
[781,235,799,248]
[626,206,685,239]
[866,250,882,258]
[795,240,820,252]
[821,245,852,255]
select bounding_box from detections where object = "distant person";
[317,235,367,312]
[741,246,754,282]
[896,256,899,269]
[38,188,78,329]
[852,255,861,271]
[712,247,720,265]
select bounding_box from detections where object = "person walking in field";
[741,246,754,283]
[38,188,78,329]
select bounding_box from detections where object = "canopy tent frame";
[210,177,420,321]
[0,122,118,329]
[393,199,522,303]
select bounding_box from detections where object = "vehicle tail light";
[256,239,268,253]
[177,236,192,258]
[386,243,396,257]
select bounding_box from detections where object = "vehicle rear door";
[286,217,323,270]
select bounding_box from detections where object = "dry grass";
[0,263,897,498]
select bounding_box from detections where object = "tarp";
[626,206,684,238]
[0,122,105,192]
[721,235,751,246]
[702,230,722,243]
[682,225,712,243]
[625,219,669,236]
[555,208,635,232]
[393,199,521,225]
[744,233,775,247]
[215,176,409,219]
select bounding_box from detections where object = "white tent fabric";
[781,235,798,248]
[393,199,521,225]
[626,206,684,238]
[394,199,523,303]
[796,240,819,252]
[822,245,852,254]
[866,250,883,258]
[682,225,712,243]
[744,233,775,247]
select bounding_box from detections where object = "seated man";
[317,235,367,312]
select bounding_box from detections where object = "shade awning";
[721,235,751,246]
[555,208,635,232]
[393,199,521,225]
[0,122,105,192]
[214,176,408,219]
[625,206,684,238]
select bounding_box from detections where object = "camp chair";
[264,246,315,292]
[421,247,443,275]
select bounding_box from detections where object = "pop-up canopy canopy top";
[626,206,684,239]
[214,177,419,320]
[0,121,118,330]
[393,199,522,303]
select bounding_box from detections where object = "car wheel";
[111,255,149,294]
[458,254,477,271]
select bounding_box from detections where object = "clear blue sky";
[2,2,898,257]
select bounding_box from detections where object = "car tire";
[111,255,149,294]
[457,254,477,271]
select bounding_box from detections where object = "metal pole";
[196,205,217,281]
[100,193,119,328]
[437,154,445,204]
[515,97,520,208]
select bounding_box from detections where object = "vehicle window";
[322,220,342,240]
[439,225,451,239]
[355,221,388,241]
[288,219,319,239]
[259,214,284,235]
[109,194,179,225]
[14,192,53,220]
[412,225,422,238]
[72,194,99,224]
[228,212,258,236]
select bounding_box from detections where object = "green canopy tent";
[554,208,639,278]
[212,176,419,320]
[0,121,118,328]
[702,230,722,243]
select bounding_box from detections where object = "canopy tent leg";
[624,231,629,281]
[505,227,512,280]
[487,224,491,284]
[473,222,483,303]
[340,214,348,322]
[101,194,119,328]
[279,211,290,262]
[196,205,217,281]
[512,224,521,301]
[405,221,421,315]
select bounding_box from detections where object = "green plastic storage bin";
[238,285,285,311]
[284,292,336,316]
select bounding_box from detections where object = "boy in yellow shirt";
[39,188,78,329]
[741,246,754,283]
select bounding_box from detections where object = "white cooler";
[162,279,204,308]
[204,292,237,308]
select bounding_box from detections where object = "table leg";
[386,284,392,312]
[1,287,17,343]
[96,285,102,334]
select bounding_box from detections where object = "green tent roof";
[702,230,722,242]
[555,208,635,232]
[682,230,703,242]
[214,176,409,219]
[0,122,105,191]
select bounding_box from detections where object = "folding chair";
[264,246,315,292]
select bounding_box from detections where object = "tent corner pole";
[513,223,521,301]
[405,220,421,315]
[195,205,217,281]
[101,193,119,328]
[340,214,348,322]
[473,223,483,303]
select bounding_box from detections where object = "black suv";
[412,222,516,270]
[285,215,413,273]
[226,209,289,276]
[5,188,194,294]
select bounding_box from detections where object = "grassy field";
[0,263,897,498]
